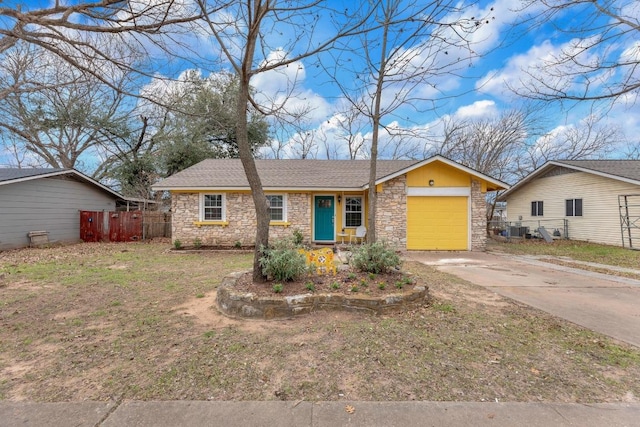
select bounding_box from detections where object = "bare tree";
[0,42,132,172]
[516,0,640,105]
[430,107,619,227]
[264,105,318,159]
[324,0,493,242]
[623,140,640,160]
[197,0,373,281]
[435,109,536,182]
[291,130,319,160]
[0,1,203,96]
[332,106,368,160]
[523,114,621,172]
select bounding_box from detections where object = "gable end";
[539,166,578,180]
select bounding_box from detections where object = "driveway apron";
[406,251,640,348]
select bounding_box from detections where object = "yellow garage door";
[407,196,468,250]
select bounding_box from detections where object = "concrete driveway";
[405,251,640,348]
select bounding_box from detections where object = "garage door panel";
[407,196,468,250]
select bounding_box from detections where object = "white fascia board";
[407,187,471,197]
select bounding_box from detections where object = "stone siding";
[470,179,487,251]
[171,192,311,246]
[171,175,486,251]
[375,175,407,249]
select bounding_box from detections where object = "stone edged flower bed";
[217,271,430,320]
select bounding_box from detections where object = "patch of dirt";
[233,268,416,297]
[174,293,245,330]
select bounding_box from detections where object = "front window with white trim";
[201,194,225,221]
[344,196,363,227]
[266,194,286,222]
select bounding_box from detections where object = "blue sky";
[210,0,639,161]
[1,0,639,169]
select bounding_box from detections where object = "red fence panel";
[80,211,106,242]
[109,211,143,242]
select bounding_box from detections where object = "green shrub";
[173,239,182,250]
[193,238,202,249]
[259,238,307,282]
[330,281,340,290]
[234,241,242,249]
[292,229,304,246]
[305,282,316,292]
[350,241,401,274]
[272,283,284,293]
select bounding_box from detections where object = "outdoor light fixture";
[429,179,435,186]
[338,195,342,203]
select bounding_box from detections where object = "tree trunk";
[236,81,269,282]
[367,10,391,244]
[235,8,270,283]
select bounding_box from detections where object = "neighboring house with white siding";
[499,160,640,248]
[0,168,124,250]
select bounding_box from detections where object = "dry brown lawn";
[1,241,639,403]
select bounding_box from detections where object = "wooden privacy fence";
[143,211,172,239]
[80,211,171,243]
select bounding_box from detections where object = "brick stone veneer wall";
[470,179,487,251]
[171,192,311,246]
[375,175,407,249]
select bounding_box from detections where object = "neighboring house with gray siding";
[499,160,640,248]
[0,168,124,250]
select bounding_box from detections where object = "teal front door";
[314,196,335,241]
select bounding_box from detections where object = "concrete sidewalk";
[1,400,640,427]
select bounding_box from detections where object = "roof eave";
[152,186,366,192]
[0,169,124,200]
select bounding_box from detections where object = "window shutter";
[566,199,573,216]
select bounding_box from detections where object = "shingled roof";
[0,168,66,183]
[555,160,640,182]
[153,159,420,190]
[0,167,124,199]
[499,159,640,199]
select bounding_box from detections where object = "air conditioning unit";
[510,226,529,237]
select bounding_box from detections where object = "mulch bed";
[233,268,417,297]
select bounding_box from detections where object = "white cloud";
[454,100,498,119]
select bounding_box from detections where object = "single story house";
[0,168,125,250]
[498,160,640,248]
[152,156,509,251]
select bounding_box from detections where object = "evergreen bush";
[350,241,401,274]
[259,238,308,282]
